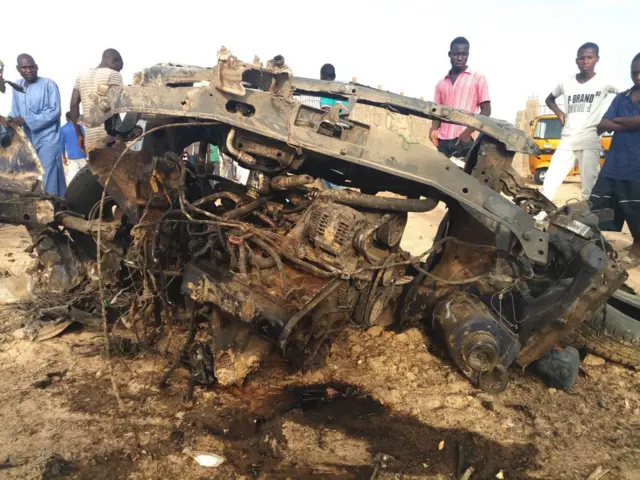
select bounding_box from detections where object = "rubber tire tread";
[64,165,103,216]
[63,165,104,258]
[569,303,640,367]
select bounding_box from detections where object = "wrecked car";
[0,48,635,393]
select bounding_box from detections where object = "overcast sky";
[1,0,637,124]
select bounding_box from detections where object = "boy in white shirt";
[541,42,618,201]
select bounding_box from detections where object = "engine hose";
[225,129,257,167]
[238,242,248,275]
[252,210,277,228]
[248,248,276,269]
[248,237,289,292]
[193,191,244,207]
[186,224,217,237]
[222,197,267,220]
[215,224,227,251]
[320,189,438,212]
[278,278,342,352]
[226,238,238,270]
[271,174,315,191]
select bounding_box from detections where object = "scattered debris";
[183,448,225,468]
[495,470,505,479]
[530,347,580,391]
[13,319,73,342]
[0,275,32,304]
[31,371,67,389]
[369,452,395,480]
[460,466,475,480]
[587,466,610,480]
[583,354,607,367]
[438,440,445,451]
[42,454,73,479]
[0,456,26,470]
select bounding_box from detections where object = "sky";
[1,0,637,124]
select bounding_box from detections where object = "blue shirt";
[599,89,640,181]
[59,122,86,159]
[319,97,348,109]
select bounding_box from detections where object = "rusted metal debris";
[0,47,627,393]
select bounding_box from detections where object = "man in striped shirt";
[429,37,491,158]
[69,49,124,154]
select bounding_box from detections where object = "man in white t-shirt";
[541,42,618,201]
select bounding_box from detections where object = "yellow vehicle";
[528,114,611,185]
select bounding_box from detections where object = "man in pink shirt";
[429,37,491,158]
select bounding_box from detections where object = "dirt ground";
[0,178,639,480]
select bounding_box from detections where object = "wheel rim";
[539,170,546,182]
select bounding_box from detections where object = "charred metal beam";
[125,62,536,155]
[0,197,54,227]
[82,84,550,264]
[56,213,119,242]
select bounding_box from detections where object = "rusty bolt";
[340,149,347,155]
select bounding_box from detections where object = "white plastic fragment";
[183,448,225,467]
[193,454,224,467]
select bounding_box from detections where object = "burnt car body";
[0,48,627,392]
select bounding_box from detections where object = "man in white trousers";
[59,111,86,185]
[541,42,618,201]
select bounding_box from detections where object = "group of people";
[425,38,640,263]
[1,49,124,197]
[3,42,639,260]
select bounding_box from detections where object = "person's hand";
[557,111,566,126]
[429,129,439,147]
[11,117,25,126]
[77,135,86,155]
[62,156,68,166]
[458,129,473,144]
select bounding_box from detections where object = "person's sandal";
[621,254,640,269]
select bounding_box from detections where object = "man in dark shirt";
[59,111,87,184]
[590,53,640,264]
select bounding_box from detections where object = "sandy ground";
[0,179,639,479]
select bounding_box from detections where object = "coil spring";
[188,238,208,254]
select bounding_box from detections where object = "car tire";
[64,165,106,258]
[533,168,547,185]
[65,165,104,217]
[568,294,640,367]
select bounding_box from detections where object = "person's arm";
[429,82,443,146]
[611,116,640,129]
[546,82,566,125]
[59,129,67,165]
[8,86,25,125]
[596,93,626,135]
[597,118,625,135]
[69,78,85,153]
[22,80,61,133]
